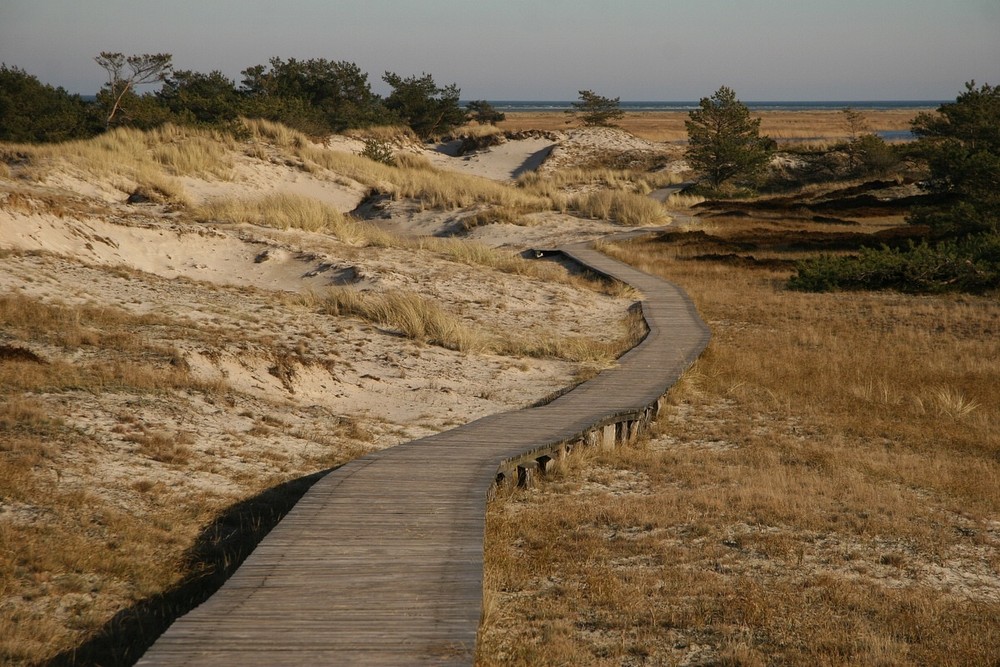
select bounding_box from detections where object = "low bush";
[359,138,395,165]
[789,233,1000,293]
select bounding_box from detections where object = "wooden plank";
[137,238,709,666]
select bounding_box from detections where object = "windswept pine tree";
[685,86,775,189]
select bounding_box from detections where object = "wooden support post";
[555,442,570,461]
[602,423,616,449]
[536,454,554,474]
[517,461,538,488]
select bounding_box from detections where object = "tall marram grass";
[2,123,239,205]
[194,192,393,246]
[518,167,683,195]
[243,118,553,212]
[314,287,644,362]
[344,124,420,144]
[571,190,669,226]
[320,288,485,352]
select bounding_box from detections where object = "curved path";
[138,241,710,666]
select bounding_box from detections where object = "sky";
[1,0,998,101]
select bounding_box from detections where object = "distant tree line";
[0,54,485,142]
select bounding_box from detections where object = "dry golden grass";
[454,123,506,139]
[0,295,227,664]
[570,190,669,227]
[243,118,553,212]
[518,167,684,197]
[313,287,643,362]
[0,123,246,210]
[344,124,420,144]
[479,219,999,666]
[498,109,926,143]
[0,285,377,665]
[0,293,223,398]
[194,192,388,245]
[318,288,486,352]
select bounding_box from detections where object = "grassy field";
[478,216,999,665]
[499,109,925,143]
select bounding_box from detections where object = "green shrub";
[853,134,899,176]
[0,65,98,142]
[789,233,1000,294]
[360,138,395,165]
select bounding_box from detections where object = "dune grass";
[518,166,683,195]
[0,123,243,209]
[243,118,554,212]
[516,166,681,226]
[0,294,229,664]
[318,288,486,352]
[194,192,394,246]
[570,190,669,227]
[344,124,420,144]
[312,286,644,363]
[479,221,999,666]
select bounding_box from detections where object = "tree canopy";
[0,65,97,142]
[790,82,1000,294]
[684,86,775,189]
[0,54,484,142]
[382,72,466,139]
[910,81,1000,238]
[157,70,242,125]
[240,57,387,133]
[465,100,505,126]
[569,90,624,127]
[94,52,173,128]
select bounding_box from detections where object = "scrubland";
[479,215,999,666]
[2,109,995,667]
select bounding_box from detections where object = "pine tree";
[684,86,774,189]
[569,90,624,127]
[910,81,1000,237]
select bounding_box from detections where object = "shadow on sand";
[510,145,555,179]
[44,469,333,667]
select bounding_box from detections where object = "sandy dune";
[0,123,684,660]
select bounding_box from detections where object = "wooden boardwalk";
[137,242,710,666]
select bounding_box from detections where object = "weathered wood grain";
[137,240,710,666]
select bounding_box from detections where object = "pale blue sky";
[1,0,997,100]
